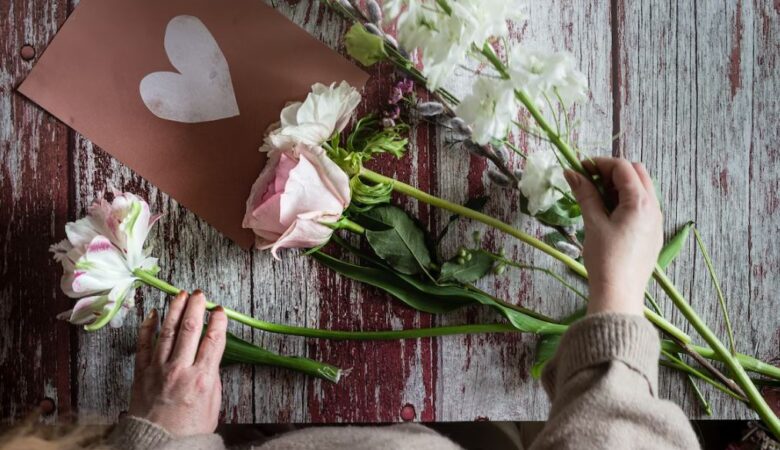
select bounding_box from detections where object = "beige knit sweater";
[106,313,701,450]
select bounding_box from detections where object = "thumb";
[564,170,607,224]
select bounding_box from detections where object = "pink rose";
[243,144,351,258]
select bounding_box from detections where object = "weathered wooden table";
[2,0,778,424]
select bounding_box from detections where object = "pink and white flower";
[262,81,361,150]
[50,191,160,328]
[243,143,351,258]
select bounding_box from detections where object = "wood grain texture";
[0,0,71,422]
[616,0,779,419]
[1,0,778,423]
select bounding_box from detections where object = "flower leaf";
[658,221,693,270]
[312,251,466,314]
[362,205,433,275]
[319,241,566,336]
[345,23,388,66]
[221,330,342,383]
[439,249,494,283]
[531,334,561,379]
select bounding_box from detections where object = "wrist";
[588,284,644,316]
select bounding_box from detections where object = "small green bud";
[458,248,467,258]
[472,230,481,245]
[465,252,472,261]
[345,23,388,66]
[456,257,466,265]
[493,263,506,275]
[498,248,506,257]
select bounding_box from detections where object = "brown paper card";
[19,0,368,248]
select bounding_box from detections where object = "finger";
[134,308,159,376]
[196,306,228,370]
[564,170,608,224]
[154,291,188,364]
[209,377,222,432]
[170,290,207,365]
[632,162,657,198]
[610,159,645,208]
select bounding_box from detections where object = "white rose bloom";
[509,47,588,108]
[263,81,361,151]
[455,77,517,145]
[519,150,571,215]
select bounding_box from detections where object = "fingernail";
[145,308,158,321]
[176,290,188,298]
[214,306,224,313]
[564,170,580,189]
[193,289,203,296]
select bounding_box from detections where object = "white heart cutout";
[140,15,240,123]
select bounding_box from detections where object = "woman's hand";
[128,290,227,437]
[564,158,663,316]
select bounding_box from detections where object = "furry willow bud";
[462,140,489,158]
[366,0,383,24]
[487,170,511,187]
[449,117,472,140]
[554,241,581,259]
[493,145,509,163]
[336,0,358,15]
[417,101,445,117]
[365,23,383,36]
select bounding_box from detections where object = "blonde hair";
[0,415,110,450]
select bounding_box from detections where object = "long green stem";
[133,269,519,339]
[358,167,690,344]
[654,268,780,435]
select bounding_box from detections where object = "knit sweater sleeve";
[529,313,701,450]
[105,416,225,450]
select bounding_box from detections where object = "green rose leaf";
[362,205,433,275]
[519,194,582,227]
[345,23,388,66]
[439,250,494,284]
[312,251,466,314]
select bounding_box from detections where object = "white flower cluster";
[509,47,588,108]
[386,0,524,90]
[518,150,571,215]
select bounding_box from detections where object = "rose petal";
[266,212,337,259]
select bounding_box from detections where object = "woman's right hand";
[564,158,663,316]
[128,290,227,437]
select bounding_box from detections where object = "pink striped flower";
[50,191,160,328]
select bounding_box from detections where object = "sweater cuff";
[107,416,173,450]
[543,312,660,396]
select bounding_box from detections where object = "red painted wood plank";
[0,0,72,421]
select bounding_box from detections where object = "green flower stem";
[654,267,780,436]
[133,268,520,339]
[358,167,689,344]
[478,44,780,434]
